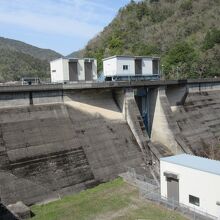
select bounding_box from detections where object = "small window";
[123,65,128,70]
[52,70,56,72]
[189,195,200,206]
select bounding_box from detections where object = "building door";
[69,62,78,81]
[85,62,93,81]
[135,59,142,75]
[167,177,179,203]
[152,60,159,75]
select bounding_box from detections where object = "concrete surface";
[173,90,220,159]
[0,202,19,220]
[7,201,30,219]
[0,90,144,205]
[151,87,191,154]
[0,79,220,208]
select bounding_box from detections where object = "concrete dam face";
[1,80,220,206]
[173,90,220,159]
[148,83,220,161]
[0,90,144,205]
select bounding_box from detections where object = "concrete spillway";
[0,90,144,205]
[173,90,220,159]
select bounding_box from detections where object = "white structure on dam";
[103,55,160,81]
[160,154,220,219]
[50,58,97,83]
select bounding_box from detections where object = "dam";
[0,78,220,206]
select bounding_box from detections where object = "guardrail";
[0,78,220,93]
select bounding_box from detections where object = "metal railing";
[121,167,217,220]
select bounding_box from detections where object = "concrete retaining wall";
[33,91,63,105]
[188,82,220,93]
[151,87,191,154]
[166,84,187,106]
[0,92,30,108]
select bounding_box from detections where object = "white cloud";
[0,0,115,38]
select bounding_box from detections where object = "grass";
[30,178,187,220]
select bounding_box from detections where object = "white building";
[50,58,97,83]
[103,55,160,80]
[160,154,220,219]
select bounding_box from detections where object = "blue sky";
[0,0,130,55]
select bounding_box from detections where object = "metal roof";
[161,154,220,176]
[102,55,160,61]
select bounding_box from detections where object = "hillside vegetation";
[0,37,61,62]
[0,37,62,82]
[84,0,220,79]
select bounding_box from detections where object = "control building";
[103,55,160,81]
[160,154,220,219]
[50,58,97,83]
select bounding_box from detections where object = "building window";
[123,65,128,70]
[189,195,200,206]
[52,70,56,72]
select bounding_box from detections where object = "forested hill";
[0,37,62,82]
[83,0,220,79]
[0,37,61,62]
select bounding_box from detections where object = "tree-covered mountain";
[0,37,62,82]
[67,49,84,58]
[82,0,220,79]
[0,37,61,62]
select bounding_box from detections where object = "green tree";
[163,42,198,79]
[203,28,220,50]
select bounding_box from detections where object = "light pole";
[161,64,164,80]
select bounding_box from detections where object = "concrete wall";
[0,91,63,108]
[188,82,220,93]
[161,160,220,218]
[32,91,63,105]
[0,89,143,205]
[151,87,191,154]
[166,84,188,106]
[0,92,30,108]
[113,88,174,179]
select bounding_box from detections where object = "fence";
[121,167,217,220]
